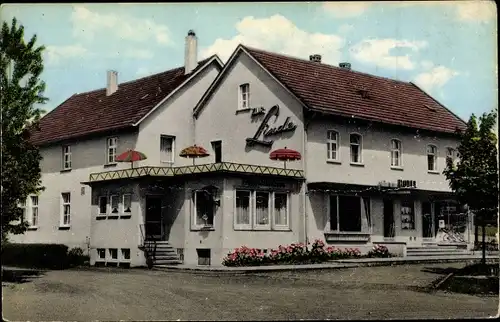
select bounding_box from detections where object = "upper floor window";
[106,137,118,164]
[61,192,71,227]
[390,139,402,167]
[427,144,437,172]
[239,83,250,110]
[62,145,72,170]
[327,130,339,161]
[160,135,175,163]
[350,133,362,164]
[30,196,39,227]
[446,147,458,163]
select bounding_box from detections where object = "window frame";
[234,189,252,230]
[18,199,27,224]
[390,138,403,168]
[121,248,131,262]
[349,132,363,165]
[30,195,39,228]
[122,194,132,214]
[326,194,364,233]
[108,248,118,261]
[326,130,340,162]
[62,145,72,170]
[60,192,71,227]
[97,248,106,260]
[160,135,175,164]
[233,189,290,231]
[238,83,250,110]
[98,196,108,216]
[192,190,216,229]
[106,137,118,165]
[427,144,438,172]
[110,195,119,214]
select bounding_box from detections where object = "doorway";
[422,201,433,238]
[383,199,395,238]
[145,196,163,241]
[211,140,222,163]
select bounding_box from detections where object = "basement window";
[97,248,106,260]
[197,248,211,266]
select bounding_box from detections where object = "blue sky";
[1,2,497,121]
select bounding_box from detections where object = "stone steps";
[143,241,182,266]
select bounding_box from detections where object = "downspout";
[302,110,313,245]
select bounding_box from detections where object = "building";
[13,30,472,267]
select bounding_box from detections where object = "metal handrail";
[139,224,157,268]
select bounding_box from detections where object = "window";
[30,196,38,227]
[234,190,290,230]
[121,248,130,261]
[98,196,107,215]
[350,133,362,164]
[390,139,402,167]
[235,190,251,228]
[110,195,119,214]
[106,137,117,164]
[239,83,250,109]
[122,194,132,213]
[446,147,457,163]
[255,192,270,228]
[327,130,339,161]
[328,195,362,232]
[97,249,106,260]
[61,192,71,226]
[62,145,71,170]
[160,135,175,163]
[274,192,288,227]
[427,145,437,171]
[211,140,222,163]
[19,199,27,223]
[197,248,211,266]
[193,190,215,227]
[109,248,118,260]
[400,200,415,230]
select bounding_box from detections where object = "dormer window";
[239,83,250,110]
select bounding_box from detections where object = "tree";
[443,109,498,265]
[1,17,47,243]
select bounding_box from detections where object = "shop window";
[234,190,290,231]
[98,196,107,216]
[329,195,362,232]
[110,195,119,214]
[255,192,270,228]
[193,190,215,227]
[235,190,251,228]
[122,194,132,214]
[400,200,415,230]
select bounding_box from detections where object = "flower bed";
[222,240,393,267]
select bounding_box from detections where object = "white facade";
[12,43,470,267]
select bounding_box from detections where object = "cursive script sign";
[246,104,297,147]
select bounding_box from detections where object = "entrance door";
[145,196,163,241]
[422,201,433,238]
[383,199,395,238]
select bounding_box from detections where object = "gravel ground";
[2,263,498,321]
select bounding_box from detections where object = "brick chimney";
[184,30,198,75]
[309,54,322,63]
[106,70,118,96]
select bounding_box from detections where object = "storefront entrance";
[383,199,395,238]
[145,196,163,241]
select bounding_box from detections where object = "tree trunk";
[481,223,486,266]
[475,223,479,244]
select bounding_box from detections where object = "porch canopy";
[307,182,457,200]
[82,162,305,185]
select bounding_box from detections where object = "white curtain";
[255,192,269,225]
[274,193,287,226]
[236,191,250,225]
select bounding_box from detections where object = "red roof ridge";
[241,44,413,87]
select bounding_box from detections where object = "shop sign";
[397,180,417,189]
[242,178,286,188]
[246,104,297,147]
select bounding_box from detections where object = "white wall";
[195,52,305,169]
[307,118,460,191]
[11,132,138,250]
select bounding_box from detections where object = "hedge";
[1,243,89,269]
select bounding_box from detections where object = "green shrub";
[67,247,90,267]
[1,243,69,269]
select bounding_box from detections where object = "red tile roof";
[31,56,218,146]
[243,46,466,134]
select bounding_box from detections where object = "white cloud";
[200,15,345,64]
[71,6,171,46]
[349,38,427,70]
[414,66,460,93]
[322,2,372,18]
[455,1,496,22]
[338,24,354,34]
[420,60,434,70]
[44,44,89,65]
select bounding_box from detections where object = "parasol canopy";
[269,147,301,169]
[115,149,147,168]
[179,144,210,165]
